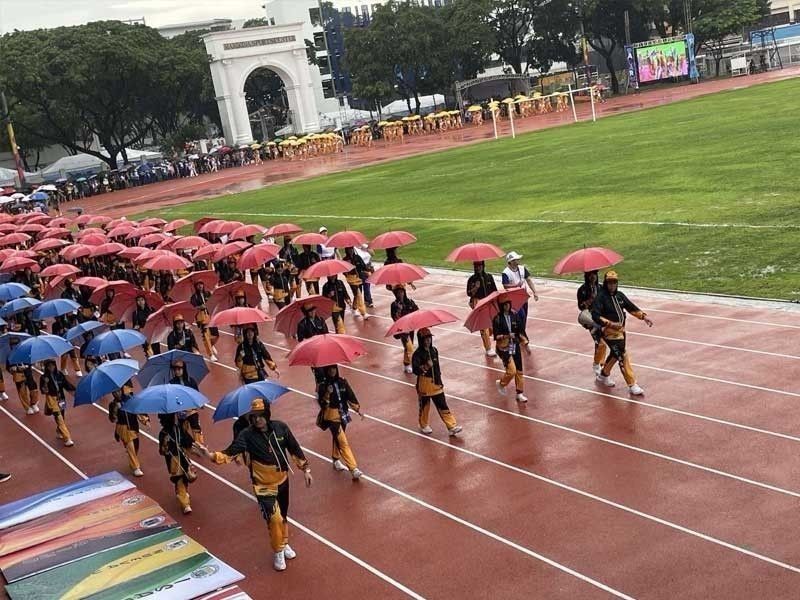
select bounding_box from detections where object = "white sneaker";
[592,363,602,376]
[183,505,192,515]
[495,379,507,396]
[123,352,132,359]
[75,370,83,377]
[419,425,433,434]
[26,407,35,415]
[351,468,363,480]
[596,374,616,387]
[33,405,40,413]
[209,355,218,363]
[403,365,412,374]
[448,425,463,436]
[64,439,74,447]
[485,348,497,357]
[351,309,358,317]
[516,393,528,403]
[363,314,370,321]
[0,392,7,401]
[283,545,297,560]
[629,384,644,396]
[133,468,144,477]
[332,459,347,472]
[273,551,286,571]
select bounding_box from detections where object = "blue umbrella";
[0,332,31,363]
[8,334,73,365]
[85,329,146,355]
[0,297,41,317]
[30,192,48,201]
[75,359,139,406]
[31,299,80,321]
[0,283,31,302]
[213,381,291,422]
[65,320,108,342]
[124,384,208,415]
[137,350,209,388]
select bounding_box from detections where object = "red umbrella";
[32,238,70,252]
[370,230,417,250]
[141,252,192,271]
[10,249,36,259]
[274,296,335,336]
[118,246,148,260]
[156,236,179,250]
[368,263,428,286]
[0,233,31,246]
[143,301,193,341]
[171,270,220,302]
[230,224,266,240]
[139,233,167,247]
[302,259,354,280]
[107,225,137,239]
[87,215,112,227]
[139,217,167,228]
[110,289,165,324]
[209,306,272,328]
[0,256,38,273]
[193,217,217,234]
[164,219,192,233]
[199,220,243,236]
[0,224,16,234]
[75,227,106,239]
[291,232,327,246]
[446,242,504,262]
[91,242,126,257]
[553,247,623,275]
[237,243,280,271]
[104,217,130,230]
[213,241,251,262]
[0,249,15,262]
[90,280,137,304]
[207,281,262,314]
[172,236,210,251]
[464,289,530,332]
[24,214,51,225]
[60,244,93,260]
[287,334,366,367]
[19,223,46,235]
[325,230,367,248]
[40,264,81,278]
[126,226,159,240]
[266,223,302,237]
[80,233,108,246]
[73,214,96,226]
[40,228,72,240]
[73,276,108,289]
[191,243,222,262]
[385,308,459,337]
[48,217,72,228]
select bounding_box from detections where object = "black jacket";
[591,287,643,329]
[221,421,308,473]
[167,328,199,352]
[412,345,443,387]
[577,282,601,311]
[297,316,328,342]
[322,279,350,309]
[467,272,497,302]
[39,370,75,400]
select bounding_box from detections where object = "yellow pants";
[328,422,357,471]
[60,351,81,373]
[258,480,290,553]
[116,426,140,471]
[594,339,608,365]
[331,311,346,334]
[499,352,524,392]
[175,478,191,510]
[350,286,366,317]
[401,337,413,366]
[54,413,72,443]
[419,393,457,429]
[601,337,636,385]
[480,329,492,351]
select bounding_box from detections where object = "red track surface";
[3,274,800,599]
[75,67,800,219]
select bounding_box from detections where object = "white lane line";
[87,402,426,600]
[366,313,800,399]
[0,404,88,480]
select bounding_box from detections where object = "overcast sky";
[0,0,266,33]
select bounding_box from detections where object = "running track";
[2,274,800,599]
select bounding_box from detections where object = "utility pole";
[0,90,25,187]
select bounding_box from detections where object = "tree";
[489,0,539,74]
[440,0,496,81]
[694,0,767,75]
[243,18,269,28]
[527,0,581,73]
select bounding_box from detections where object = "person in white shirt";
[354,243,374,307]
[317,226,336,260]
[501,251,537,352]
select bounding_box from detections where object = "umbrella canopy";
[124,384,208,415]
[139,233,167,247]
[325,230,367,249]
[445,243,505,262]
[79,233,108,246]
[107,225,137,239]
[266,223,302,237]
[9,334,73,364]
[302,259,354,280]
[552,247,624,275]
[142,301,192,341]
[118,246,148,260]
[237,243,280,271]
[139,217,167,228]
[74,276,107,289]
[87,215,113,226]
[41,228,72,241]
[85,329,147,355]
[60,245,93,260]
[48,217,72,228]
[89,280,137,305]
[172,236,210,251]
[0,233,32,247]
[291,233,326,246]
[207,281,262,314]
[230,224,266,240]
[137,350,209,388]
[199,220,243,236]
[74,359,140,406]
[170,270,220,302]
[191,243,222,262]
[287,334,366,367]
[126,226,160,240]
[141,252,192,272]
[0,296,41,317]
[32,238,71,253]
[109,289,165,324]
[464,288,530,332]
[65,320,108,342]
[209,306,271,328]
[213,241,251,263]
[274,296,335,336]
[40,264,80,278]
[31,298,80,320]
[0,282,31,302]
[368,263,428,286]
[0,332,31,363]
[19,223,46,235]
[213,381,291,422]
[164,219,192,233]
[370,231,417,250]
[90,242,126,258]
[385,308,459,337]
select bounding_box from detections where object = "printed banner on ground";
[0,489,176,582]
[197,585,253,600]
[5,529,243,600]
[0,472,133,531]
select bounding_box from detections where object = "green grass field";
[153,78,800,299]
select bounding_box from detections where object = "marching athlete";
[109,382,148,476]
[39,360,75,446]
[411,328,462,436]
[492,298,528,402]
[316,365,363,480]
[389,285,418,373]
[466,261,497,357]
[235,327,279,384]
[577,270,606,375]
[322,275,350,334]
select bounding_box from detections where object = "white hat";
[319,226,327,233]
[506,251,523,263]
[360,242,369,249]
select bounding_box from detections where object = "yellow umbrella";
[467,105,482,112]
[514,94,528,101]
[378,121,389,127]
[267,141,277,146]
[434,111,450,118]
[250,143,262,149]
[502,97,515,104]
[288,135,298,140]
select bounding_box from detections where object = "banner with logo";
[624,45,639,89]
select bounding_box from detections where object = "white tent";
[101,148,163,165]
[41,153,106,177]
[0,166,40,187]
[380,94,446,117]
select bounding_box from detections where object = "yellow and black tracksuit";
[278,243,301,297]
[158,419,195,511]
[577,280,607,366]
[211,421,309,553]
[235,340,278,385]
[390,295,419,366]
[411,345,458,430]
[295,250,321,294]
[270,268,293,308]
[7,360,38,412]
[492,311,526,394]
[591,286,647,386]
[170,374,204,445]
[51,317,82,373]
[99,297,119,328]
[316,377,360,472]
[167,327,200,354]
[109,391,148,472]
[190,290,215,357]
[131,304,154,356]
[296,316,328,383]
[39,371,75,444]
[342,252,368,317]
[467,271,497,351]
[322,279,350,334]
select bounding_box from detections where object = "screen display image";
[636,40,688,82]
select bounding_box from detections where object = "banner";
[5,529,243,600]
[0,490,176,582]
[197,585,254,600]
[0,472,133,531]
[625,45,638,89]
[686,33,699,80]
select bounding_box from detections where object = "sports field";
[156,78,800,300]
